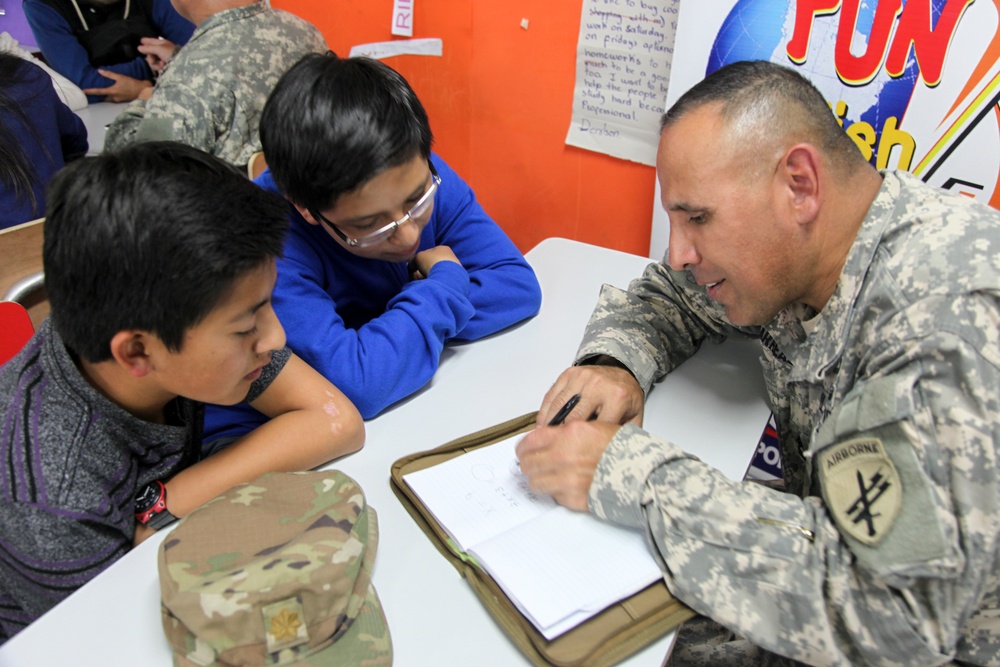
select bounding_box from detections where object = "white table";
[0,238,770,667]
[74,101,126,154]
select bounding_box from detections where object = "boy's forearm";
[161,411,364,518]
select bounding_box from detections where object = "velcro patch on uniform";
[263,597,310,655]
[818,438,902,546]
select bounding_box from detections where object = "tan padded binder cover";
[390,412,695,667]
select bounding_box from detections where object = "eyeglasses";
[312,163,441,248]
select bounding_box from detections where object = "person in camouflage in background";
[103,0,325,169]
[517,60,1000,666]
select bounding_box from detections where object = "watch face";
[135,483,161,513]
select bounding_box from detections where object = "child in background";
[0,52,87,229]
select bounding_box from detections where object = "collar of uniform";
[785,170,904,382]
[186,0,267,43]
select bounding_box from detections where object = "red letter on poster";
[833,0,902,85]
[787,0,842,64]
[885,0,973,86]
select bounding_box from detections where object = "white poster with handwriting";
[565,0,680,166]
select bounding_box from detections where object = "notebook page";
[469,506,662,638]
[403,433,558,551]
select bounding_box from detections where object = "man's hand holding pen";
[516,416,621,512]
[517,360,645,511]
[534,363,645,428]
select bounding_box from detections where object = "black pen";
[548,393,581,426]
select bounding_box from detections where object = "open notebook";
[403,432,662,640]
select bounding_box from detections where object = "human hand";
[536,364,644,427]
[516,420,621,511]
[410,245,461,279]
[83,70,153,102]
[138,37,176,74]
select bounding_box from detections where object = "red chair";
[0,218,48,331]
[0,301,35,366]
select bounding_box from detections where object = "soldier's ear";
[780,144,821,226]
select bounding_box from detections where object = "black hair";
[259,52,433,213]
[43,141,290,362]
[0,53,50,217]
[661,60,864,172]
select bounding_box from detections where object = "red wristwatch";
[134,480,179,530]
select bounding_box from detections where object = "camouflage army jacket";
[104,1,325,168]
[580,171,1000,666]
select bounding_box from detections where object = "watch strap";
[146,506,179,530]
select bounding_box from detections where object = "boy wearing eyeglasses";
[203,52,541,446]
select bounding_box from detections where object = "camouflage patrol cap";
[157,470,392,666]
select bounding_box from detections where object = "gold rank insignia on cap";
[818,437,902,546]
[263,597,310,655]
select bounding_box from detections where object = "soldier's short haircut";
[259,52,434,215]
[661,60,865,173]
[43,141,289,362]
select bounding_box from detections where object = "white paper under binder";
[403,432,662,640]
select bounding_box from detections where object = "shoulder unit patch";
[818,437,902,546]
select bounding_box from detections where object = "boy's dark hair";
[43,141,289,362]
[259,52,433,214]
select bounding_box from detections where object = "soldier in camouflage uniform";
[104,0,325,169]
[159,469,392,666]
[516,60,1000,666]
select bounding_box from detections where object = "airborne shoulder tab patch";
[818,437,902,546]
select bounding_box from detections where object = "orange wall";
[272,0,658,257]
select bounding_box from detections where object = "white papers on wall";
[349,38,443,60]
[565,0,681,166]
[391,0,414,37]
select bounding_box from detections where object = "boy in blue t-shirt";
[204,53,542,448]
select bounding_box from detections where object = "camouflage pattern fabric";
[666,615,809,667]
[104,1,325,168]
[581,171,1000,666]
[158,470,392,666]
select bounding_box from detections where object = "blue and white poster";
[651,0,1000,258]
